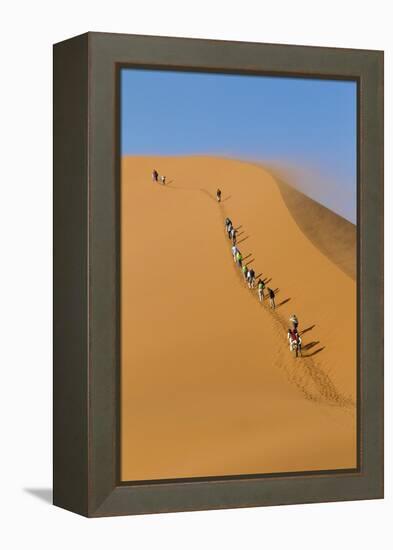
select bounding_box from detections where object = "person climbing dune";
[236,251,243,268]
[257,278,265,302]
[242,265,248,281]
[289,313,299,331]
[247,268,255,289]
[268,287,276,309]
[216,188,222,202]
[288,328,302,357]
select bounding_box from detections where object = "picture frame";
[53,32,383,517]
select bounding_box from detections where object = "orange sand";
[121,156,357,481]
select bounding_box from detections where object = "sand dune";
[275,178,356,280]
[121,156,357,481]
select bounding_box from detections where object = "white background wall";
[0,1,391,548]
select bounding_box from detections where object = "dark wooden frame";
[53,32,384,517]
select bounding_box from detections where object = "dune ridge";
[121,155,357,481]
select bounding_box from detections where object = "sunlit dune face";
[120,156,357,482]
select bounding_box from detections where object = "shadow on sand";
[304,346,325,358]
[277,298,291,308]
[299,325,316,336]
[302,341,319,351]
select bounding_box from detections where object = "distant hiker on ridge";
[216,188,222,202]
[152,169,158,183]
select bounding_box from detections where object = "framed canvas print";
[53,32,384,517]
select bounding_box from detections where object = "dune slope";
[121,156,357,481]
[275,178,356,280]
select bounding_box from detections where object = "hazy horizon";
[121,69,357,223]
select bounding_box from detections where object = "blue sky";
[121,69,357,222]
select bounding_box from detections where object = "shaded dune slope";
[274,179,356,280]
